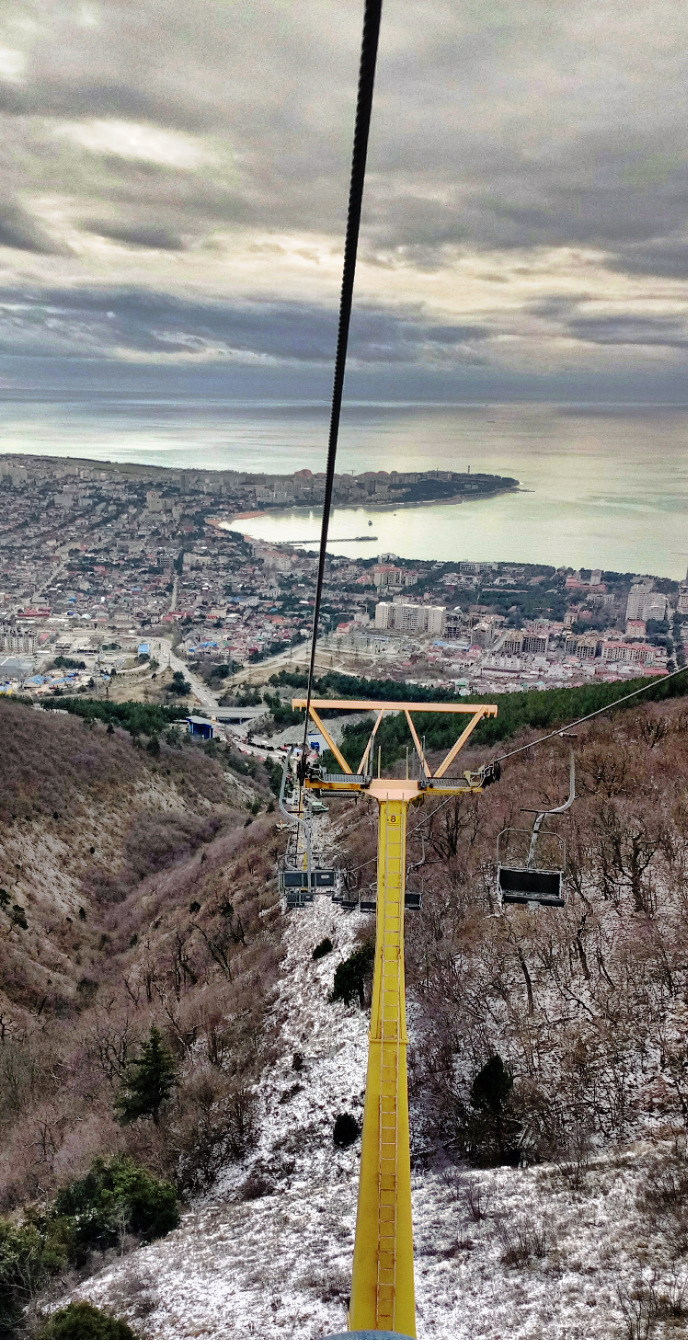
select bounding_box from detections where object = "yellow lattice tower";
[292,699,498,1337]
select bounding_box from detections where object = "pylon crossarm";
[292,697,498,785]
[433,704,492,779]
[305,704,351,774]
[358,708,386,775]
[292,697,497,714]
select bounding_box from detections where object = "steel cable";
[489,660,688,765]
[299,0,383,775]
[345,661,688,869]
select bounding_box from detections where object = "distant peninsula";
[0,454,519,516]
[227,467,520,514]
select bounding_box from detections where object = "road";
[152,638,221,713]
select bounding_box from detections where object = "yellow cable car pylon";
[293,698,498,1338]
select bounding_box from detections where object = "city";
[0,454,683,720]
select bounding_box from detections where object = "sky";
[2,0,688,401]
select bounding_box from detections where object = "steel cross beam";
[291,698,498,791]
[292,699,497,1336]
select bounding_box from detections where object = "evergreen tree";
[115,1027,177,1127]
[465,1054,520,1166]
[37,1301,139,1340]
[470,1053,513,1115]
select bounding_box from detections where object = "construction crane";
[293,698,498,1338]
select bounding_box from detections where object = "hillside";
[6,695,688,1340]
[0,701,286,1211]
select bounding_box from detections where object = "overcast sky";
[1,0,688,400]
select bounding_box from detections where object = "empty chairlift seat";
[279,867,338,904]
[280,870,312,891]
[497,865,564,907]
[285,889,312,909]
[497,828,567,908]
[279,870,314,904]
[313,868,336,888]
[497,751,574,910]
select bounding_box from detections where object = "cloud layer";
[0,0,687,395]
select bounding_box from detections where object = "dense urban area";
[0,453,683,724]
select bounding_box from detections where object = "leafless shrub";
[496,1212,553,1267]
[463,1177,491,1222]
[107,1262,159,1320]
[638,1135,688,1254]
[616,1277,656,1340]
[613,1269,687,1340]
[653,1269,688,1323]
[172,1069,258,1195]
[298,1265,350,1303]
[238,1170,274,1201]
[552,1112,595,1192]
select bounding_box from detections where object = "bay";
[1,396,687,578]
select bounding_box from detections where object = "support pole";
[290,698,499,1340]
[349,798,416,1338]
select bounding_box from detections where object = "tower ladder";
[376,803,403,1329]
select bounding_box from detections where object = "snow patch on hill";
[60,897,683,1340]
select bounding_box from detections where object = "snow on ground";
[60,894,686,1340]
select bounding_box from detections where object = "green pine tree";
[470,1054,513,1115]
[114,1027,177,1127]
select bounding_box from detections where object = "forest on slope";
[339,697,688,1168]
[5,693,688,1340]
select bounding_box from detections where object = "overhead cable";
[300,0,383,769]
[347,662,688,869]
[490,661,688,765]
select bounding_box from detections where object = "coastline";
[213,482,522,530]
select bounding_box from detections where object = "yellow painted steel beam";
[307,704,352,774]
[349,796,416,1338]
[292,697,497,782]
[292,698,498,715]
[432,703,491,778]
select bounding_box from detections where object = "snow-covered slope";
[61,894,687,1340]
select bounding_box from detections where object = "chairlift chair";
[497,750,575,909]
[285,888,312,909]
[279,866,338,904]
[278,753,338,908]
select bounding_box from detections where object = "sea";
[2,396,688,579]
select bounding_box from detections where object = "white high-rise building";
[374,602,446,636]
[643,594,668,623]
[626,584,663,623]
[426,606,446,636]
